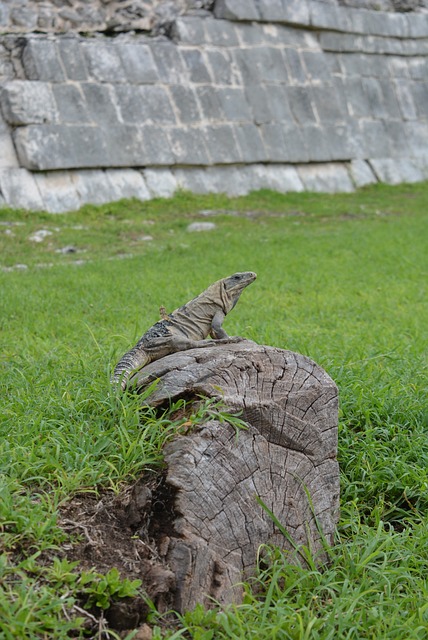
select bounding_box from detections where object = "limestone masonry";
[1,0,428,211]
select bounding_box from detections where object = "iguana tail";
[112,345,150,391]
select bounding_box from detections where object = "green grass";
[1,183,427,638]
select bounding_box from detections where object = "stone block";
[311,84,347,123]
[52,84,88,124]
[181,49,212,84]
[57,38,88,81]
[143,168,178,198]
[378,79,401,119]
[0,113,7,134]
[140,126,176,165]
[0,5,10,27]
[116,43,158,84]
[339,6,367,34]
[404,40,428,57]
[348,159,378,188]
[261,123,308,163]
[21,39,65,82]
[407,15,428,38]
[319,32,359,53]
[0,168,44,210]
[168,127,210,165]
[14,124,109,170]
[361,78,389,119]
[237,23,265,46]
[0,81,57,125]
[81,83,120,126]
[259,0,310,24]
[384,121,411,157]
[403,122,428,157]
[274,24,314,48]
[173,167,216,194]
[337,53,364,77]
[213,0,260,21]
[378,12,408,38]
[411,82,428,118]
[326,122,365,161]
[247,164,304,193]
[357,10,407,38]
[233,123,267,163]
[71,169,120,205]
[246,85,293,124]
[394,80,417,120]
[310,4,341,31]
[100,124,145,166]
[206,50,240,85]
[98,124,174,167]
[0,43,14,79]
[283,49,307,84]
[105,169,151,202]
[411,155,428,180]
[216,87,252,122]
[149,43,187,84]
[388,56,410,78]
[182,165,254,197]
[408,58,428,81]
[266,85,294,122]
[0,132,19,168]
[115,85,176,125]
[364,35,402,56]
[12,6,37,30]
[341,77,371,118]
[83,42,125,83]
[203,124,241,164]
[169,85,202,124]
[302,51,338,81]
[286,86,317,125]
[34,171,81,213]
[301,125,331,162]
[204,18,239,46]
[297,163,354,193]
[196,86,224,121]
[170,17,207,46]
[369,158,425,185]
[234,47,288,85]
[359,120,392,159]
[244,85,273,125]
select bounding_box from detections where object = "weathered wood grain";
[129,341,339,612]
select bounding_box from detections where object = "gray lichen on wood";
[129,340,339,612]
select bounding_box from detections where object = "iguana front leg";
[210,309,246,343]
[210,310,228,340]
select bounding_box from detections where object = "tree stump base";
[127,341,339,613]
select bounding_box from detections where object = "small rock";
[55,245,77,254]
[198,209,237,217]
[29,229,53,243]
[133,624,153,640]
[1,263,30,272]
[187,222,217,232]
[138,235,153,242]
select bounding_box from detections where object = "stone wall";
[1,0,428,211]
[0,1,214,35]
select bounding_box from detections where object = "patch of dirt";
[58,473,179,636]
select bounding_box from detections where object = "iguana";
[112,271,257,390]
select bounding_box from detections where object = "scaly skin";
[112,271,257,391]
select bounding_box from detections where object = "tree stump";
[129,340,339,613]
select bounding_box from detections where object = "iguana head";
[221,271,257,311]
